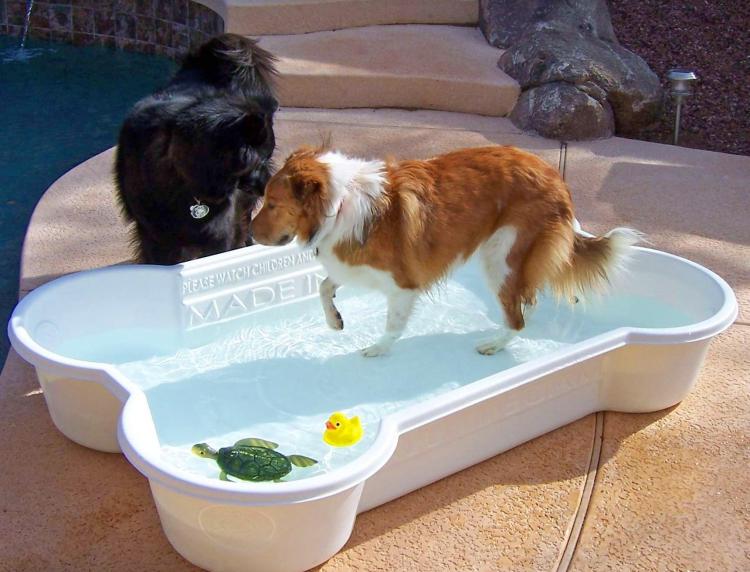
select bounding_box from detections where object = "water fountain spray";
[19,0,35,49]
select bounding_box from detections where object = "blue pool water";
[0,36,176,365]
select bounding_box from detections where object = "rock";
[480,0,663,139]
[480,0,616,48]
[499,29,662,136]
[510,82,614,140]
[479,0,542,48]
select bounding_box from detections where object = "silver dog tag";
[190,202,209,219]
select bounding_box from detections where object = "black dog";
[115,34,278,265]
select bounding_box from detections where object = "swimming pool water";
[0,36,176,365]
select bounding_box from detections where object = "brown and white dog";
[252,145,639,357]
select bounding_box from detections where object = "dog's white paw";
[475,341,504,356]
[325,310,344,331]
[476,332,515,355]
[361,343,389,358]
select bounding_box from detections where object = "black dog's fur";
[115,34,278,265]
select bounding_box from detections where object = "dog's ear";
[238,112,270,148]
[176,99,272,153]
[290,175,321,201]
[222,110,275,159]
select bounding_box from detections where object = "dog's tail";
[543,226,642,302]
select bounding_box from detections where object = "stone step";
[201,0,478,36]
[259,25,519,117]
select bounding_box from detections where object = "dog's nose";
[277,234,291,246]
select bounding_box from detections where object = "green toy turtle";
[191,437,318,482]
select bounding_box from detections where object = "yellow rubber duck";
[323,412,363,447]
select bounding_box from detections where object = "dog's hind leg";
[476,226,526,355]
[361,288,418,357]
[320,277,343,330]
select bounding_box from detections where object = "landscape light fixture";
[667,69,697,145]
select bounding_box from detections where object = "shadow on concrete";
[323,407,673,559]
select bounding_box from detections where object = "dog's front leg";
[362,289,418,357]
[320,277,343,330]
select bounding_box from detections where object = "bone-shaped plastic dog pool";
[9,242,736,572]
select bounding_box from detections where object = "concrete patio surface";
[3,108,749,571]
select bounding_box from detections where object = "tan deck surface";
[2,108,749,571]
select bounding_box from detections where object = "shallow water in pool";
[100,267,694,483]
